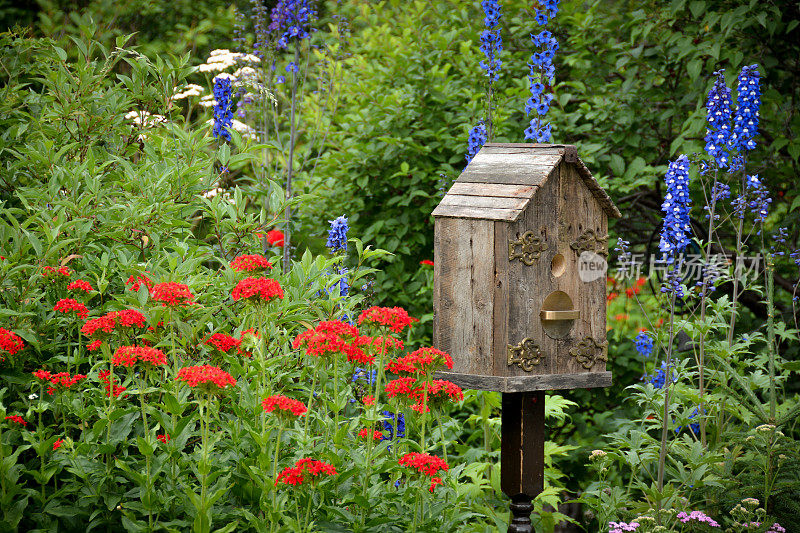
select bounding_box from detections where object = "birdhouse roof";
[432,143,621,221]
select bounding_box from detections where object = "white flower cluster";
[202,183,237,205]
[588,449,607,461]
[124,110,167,127]
[197,49,260,73]
[199,95,217,108]
[172,84,205,100]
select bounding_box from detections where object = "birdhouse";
[432,143,621,392]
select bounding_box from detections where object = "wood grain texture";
[493,221,510,377]
[436,371,613,392]
[433,218,494,375]
[431,204,522,221]
[438,194,529,210]
[456,165,555,186]
[501,391,545,498]
[447,182,537,198]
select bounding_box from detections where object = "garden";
[0,0,799,532]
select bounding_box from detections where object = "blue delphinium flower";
[729,64,761,152]
[212,77,234,141]
[773,227,788,256]
[647,361,677,389]
[326,215,349,253]
[658,155,692,261]
[675,408,702,435]
[704,70,732,168]
[466,121,488,164]
[336,266,349,297]
[635,331,654,358]
[479,0,503,84]
[524,27,559,142]
[381,411,406,440]
[269,0,316,50]
[352,368,376,385]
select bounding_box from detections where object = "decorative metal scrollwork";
[569,336,608,369]
[570,229,608,256]
[507,338,543,371]
[508,229,547,266]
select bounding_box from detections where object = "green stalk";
[283,44,301,272]
[271,423,284,509]
[303,363,318,447]
[420,377,431,451]
[139,371,153,530]
[199,396,210,533]
[411,488,421,533]
[764,252,777,420]
[303,491,313,533]
[657,283,678,495]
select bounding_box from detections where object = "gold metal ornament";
[507,338,544,371]
[508,229,547,266]
[569,336,608,369]
[570,229,608,256]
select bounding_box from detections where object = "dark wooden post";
[501,390,545,533]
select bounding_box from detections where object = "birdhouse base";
[435,371,612,393]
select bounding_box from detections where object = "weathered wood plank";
[456,167,554,187]
[447,182,536,198]
[466,156,562,175]
[435,371,613,392]
[493,221,509,377]
[433,218,494,375]
[438,194,529,210]
[431,204,522,221]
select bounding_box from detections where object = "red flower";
[112,346,167,367]
[32,369,52,382]
[614,313,629,321]
[98,370,126,398]
[39,371,87,394]
[408,380,464,413]
[399,452,449,477]
[355,335,404,353]
[231,277,283,303]
[635,276,647,288]
[205,333,241,353]
[363,395,375,406]
[420,260,434,267]
[266,229,285,247]
[293,324,369,363]
[54,299,89,320]
[429,476,443,492]
[42,266,71,281]
[151,282,194,307]
[67,279,94,293]
[87,340,102,351]
[275,458,336,486]
[358,428,383,441]
[607,292,619,302]
[0,327,25,356]
[175,365,236,392]
[385,377,418,400]
[4,415,26,427]
[386,347,453,375]
[53,438,64,451]
[157,433,171,443]
[81,315,116,338]
[358,306,417,333]
[262,395,308,417]
[126,274,153,293]
[231,254,273,272]
[110,309,147,328]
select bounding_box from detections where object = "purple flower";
[270,0,316,50]
[676,510,720,527]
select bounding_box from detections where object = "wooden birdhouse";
[432,143,621,392]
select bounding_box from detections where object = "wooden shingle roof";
[432,143,621,221]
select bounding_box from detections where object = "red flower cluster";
[0,327,25,356]
[358,428,383,441]
[33,370,87,394]
[81,309,146,338]
[293,320,369,363]
[151,282,194,307]
[420,259,434,267]
[363,395,375,406]
[356,335,404,353]
[42,266,71,281]
[67,279,94,293]
[205,332,241,353]
[54,298,89,320]
[4,415,26,427]
[358,306,417,333]
[126,274,153,293]
[231,277,283,303]
[230,255,273,272]
[386,347,453,375]
[266,229,284,247]
[99,370,126,398]
[385,377,417,400]
[409,380,464,413]
[275,458,336,486]
[175,365,236,392]
[53,438,64,451]
[262,395,308,417]
[399,452,449,478]
[157,433,171,443]
[112,346,167,367]
[625,277,648,298]
[87,340,103,351]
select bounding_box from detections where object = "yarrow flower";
[466,121,488,165]
[230,254,273,272]
[112,346,167,368]
[151,282,194,307]
[0,327,25,357]
[54,298,89,320]
[98,370,126,398]
[4,415,26,427]
[729,64,761,152]
[275,457,336,487]
[634,331,653,358]
[175,365,237,393]
[676,510,720,527]
[609,522,640,533]
[326,215,349,253]
[704,70,732,168]
[262,394,308,418]
[478,1,502,84]
[67,279,94,293]
[232,277,284,303]
[212,77,233,141]
[358,306,417,333]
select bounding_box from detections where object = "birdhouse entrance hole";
[550,254,566,277]
[539,291,578,339]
